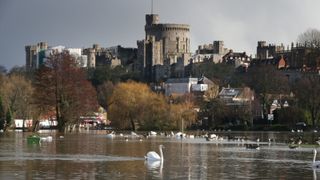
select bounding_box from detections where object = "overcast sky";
[1,0,320,70]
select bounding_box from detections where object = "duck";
[288,143,299,149]
[245,144,260,150]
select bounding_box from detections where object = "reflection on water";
[145,160,163,179]
[0,131,319,179]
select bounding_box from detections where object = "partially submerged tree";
[34,52,98,132]
[108,81,158,130]
[0,74,34,130]
[246,65,289,120]
[96,81,114,111]
[293,74,320,127]
[6,75,34,122]
[0,96,5,130]
[199,98,227,129]
[108,81,196,131]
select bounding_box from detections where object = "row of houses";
[162,75,291,125]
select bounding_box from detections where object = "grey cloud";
[1,0,320,69]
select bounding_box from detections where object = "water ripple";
[0,153,144,162]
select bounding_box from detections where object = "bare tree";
[247,65,290,120]
[0,74,34,131]
[297,28,320,48]
[97,81,114,111]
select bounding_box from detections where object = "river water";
[0,130,319,179]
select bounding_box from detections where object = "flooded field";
[0,130,319,179]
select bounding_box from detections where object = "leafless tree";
[297,28,320,48]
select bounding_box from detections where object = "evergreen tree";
[0,96,5,130]
[5,108,12,128]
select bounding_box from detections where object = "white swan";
[313,149,320,168]
[145,145,164,162]
[149,131,157,136]
[106,131,115,138]
[175,132,186,139]
[40,136,53,142]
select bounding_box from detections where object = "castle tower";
[93,44,100,50]
[37,42,48,50]
[146,14,159,26]
[258,41,267,47]
[25,45,38,70]
[87,48,96,68]
[141,14,190,82]
[143,14,190,82]
[213,41,224,54]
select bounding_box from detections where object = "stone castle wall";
[146,23,190,55]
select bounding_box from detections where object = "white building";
[14,119,33,129]
[165,78,198,96]
[42,46,88,67]
[164,76,214,96]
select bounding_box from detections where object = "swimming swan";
[313,149,320,168]
[145,145,164,162]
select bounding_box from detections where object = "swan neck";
[314,149,317,163]
[159,146,163,160]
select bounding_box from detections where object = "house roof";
[219,87,241,97]
[218,87,253,105]
[223,51,249,59]
[165,78,198,84]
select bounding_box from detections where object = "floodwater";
[0,130,319,179]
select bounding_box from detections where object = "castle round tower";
[143,14,191,82]
[145,15,190,55]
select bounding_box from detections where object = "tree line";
[0,52,197,132]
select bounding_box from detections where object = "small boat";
[27,134,41,144]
